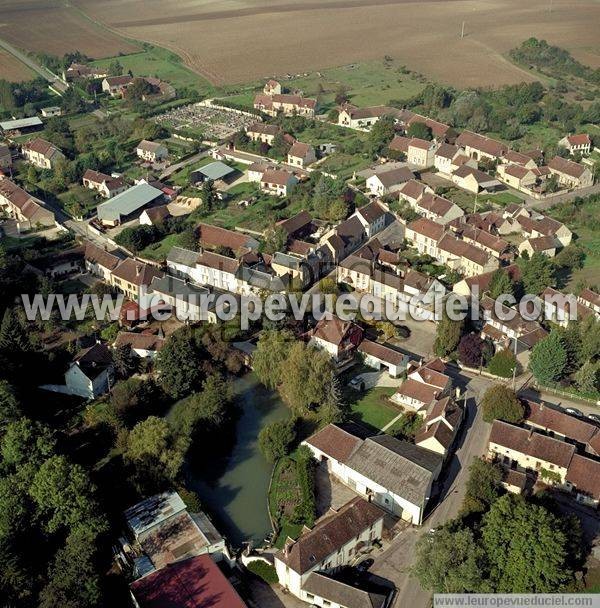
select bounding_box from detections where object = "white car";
[565,408,583,418]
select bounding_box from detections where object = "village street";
[370,369,491,608]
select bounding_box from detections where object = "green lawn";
[318,153,372,179]
[348,387,399,431]
[91,45,214,94]
[139,233,181,261]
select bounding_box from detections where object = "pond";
[187,373,291,548]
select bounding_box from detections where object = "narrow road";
[0,36,68,94]
[524,181,600,211]
[159,151,206,180]
[371,370,492,608]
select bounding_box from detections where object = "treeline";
[510,38,600,85]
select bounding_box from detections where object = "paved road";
[0,36,68,93]
[371,369,492,608]
[524,182,600,211]
[159,151,205,180]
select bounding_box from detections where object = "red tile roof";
[407,217,445,241]
[489,420,575,469]
[548,156,587,179]
[566,454,600,501]
[455,131,507,158]
[305,424,363,463]
[130,554,247,608]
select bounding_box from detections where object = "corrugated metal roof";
[0,116,43,130]
[97,182,162,221]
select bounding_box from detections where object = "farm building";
[190,161,236,185]
[96,181,164,226]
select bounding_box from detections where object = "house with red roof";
[558,133,592,156]
[130,554,247,608]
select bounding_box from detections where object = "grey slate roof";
[346,435,441,506]
[237,265,289,291]
[272,251,301,270]
[167,246,199,267]
[150,275,209,299]
[303,572,388,608]
[97,182,163,222]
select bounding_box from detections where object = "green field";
[91,45,214,94]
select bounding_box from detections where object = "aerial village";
[1,50,600,608]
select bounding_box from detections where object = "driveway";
[314,462,359,518]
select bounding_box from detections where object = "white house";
[391,358,452,413]
[304,425,442,524]
[351,200,387,237]
[357,339,409,378]
[558,134,592,156]
[136,140,168,163]
[64,343,114,400]
[260,169,298,196]
[274,495,385,602]
[366,166,413,196]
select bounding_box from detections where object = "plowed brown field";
[74,0,600,86]
[0,49,34,82]
[0,0,137,59]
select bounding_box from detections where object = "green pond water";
[188,373,290,548]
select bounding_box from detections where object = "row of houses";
[487,403,600,508]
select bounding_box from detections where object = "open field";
[91,46,213,93]
[75,0,600,87]
[0,48,34,82]
[0,0,138,59]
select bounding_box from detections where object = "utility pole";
[461,21,466,39]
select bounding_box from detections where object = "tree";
[407,122,433,140]
[177,226,199,251]
[172,373,233,437]
[38,526,103,608]
[458,333,486,367]
[487,349,517,378]
[108,59,123,76]
[0,380,20,426]
[482,494,576,592]
[412,525,487,593]
[1,418,55,471]
[258,419,296,463]
[280,343,338,415]
[529,331,567,385]
[0,307,32,352]
[487,269,514,299]
[125,416,187,491]
[30,456,106,535]
[111,377,159,425]
[112,343,138,379]
[261,224,288,255]
[517,252,554,295]
[434,309,464,357]
[554,245,585,271]
[156,327,203,399]
[202,179,216,211]
[481,385,524,423]
[461,458,503,514]
[575,361,600,394]
[368,115,396,157]
[253,330,293,390]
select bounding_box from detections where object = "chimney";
[283,538,295,557]
[136,264,142,277]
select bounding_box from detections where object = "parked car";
[356,558,374,573]
[349,376,365,392]
[565,408,583,418]
[588,414,600,423]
